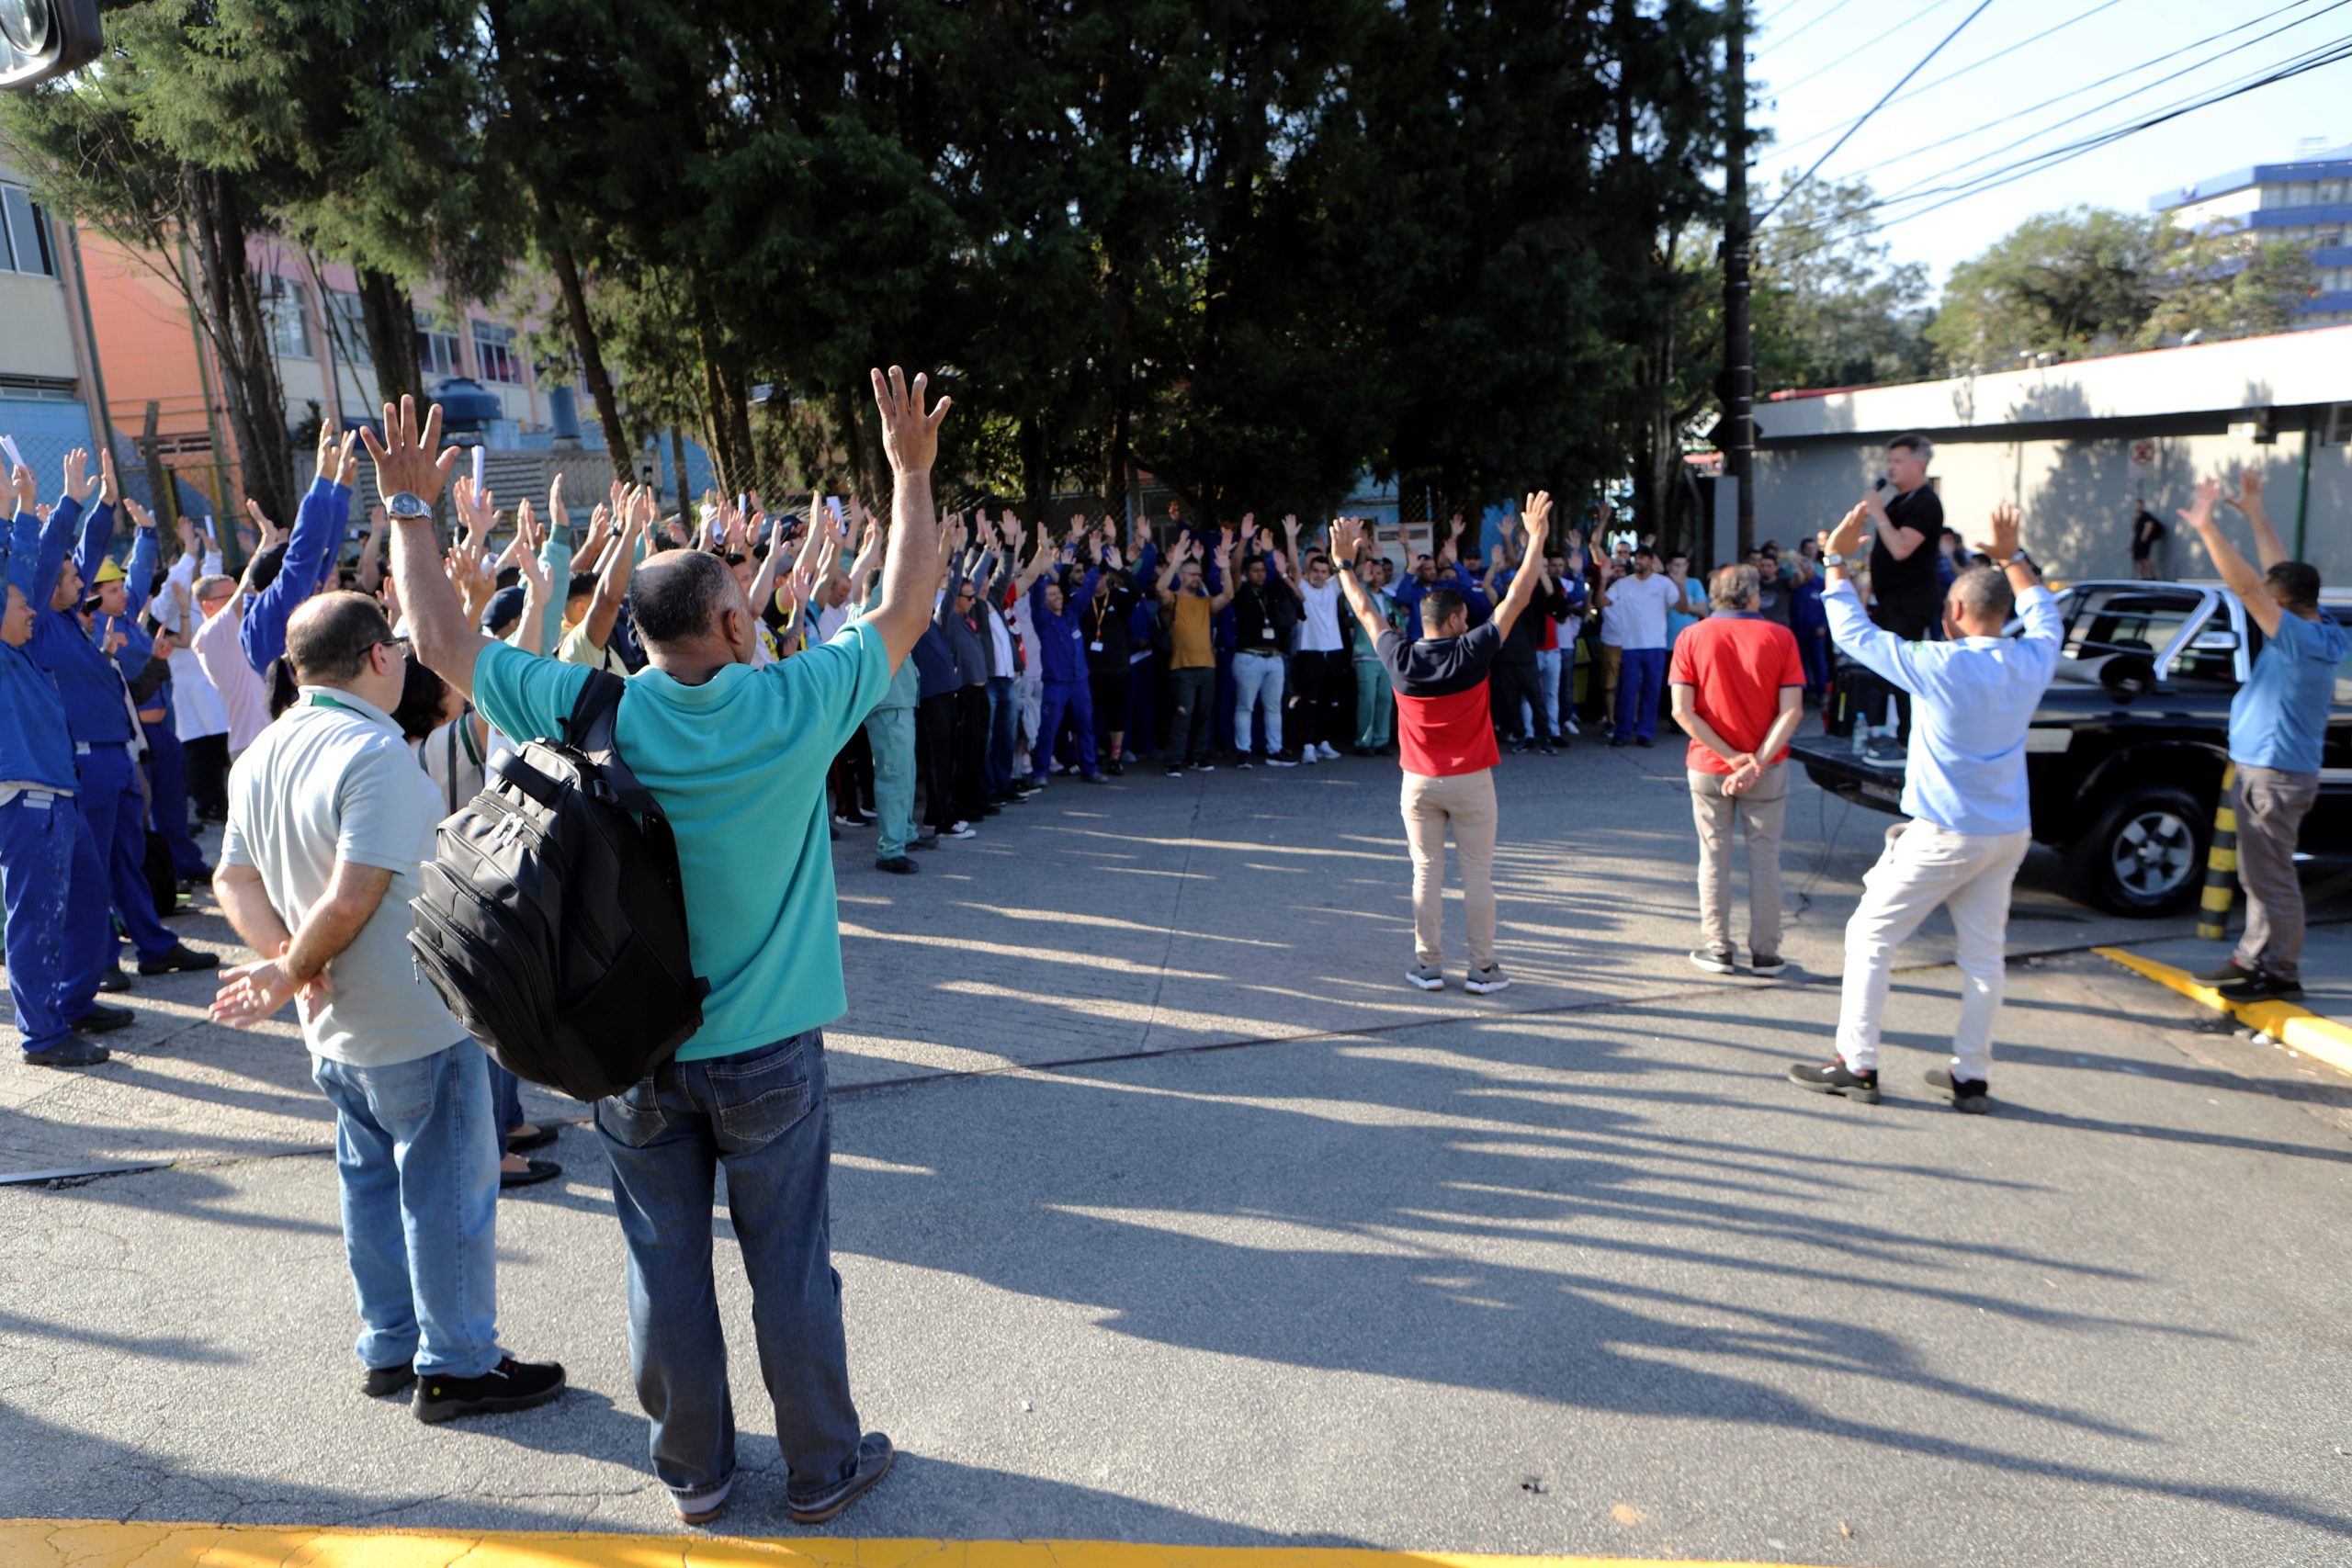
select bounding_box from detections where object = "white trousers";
[1837,819,2031,1083]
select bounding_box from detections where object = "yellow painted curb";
[2094,947,2352,1079]
[0,1522,1843,1568]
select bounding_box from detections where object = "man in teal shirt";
[371,369,950,1529]
[2181,472,2351,1001]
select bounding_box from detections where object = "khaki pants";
[2235,764,2321,982]
[1688,762,1789,958]
[1400,769,1498,968]
[1599,644,1623,725]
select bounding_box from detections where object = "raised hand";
[1978,501,2022,560]
[8,464,33,514]
[2223,469,2266,514]
[359,396,460,510]
[316,414,359,487]
[121,496,154,532]
[245,497,284,549]
[1329,515,1365,564]
[1819,502,1871,562]
[870,365,952,475]
[97,446,120,507]
[62,447,95,504]
[2177,477,2222,536]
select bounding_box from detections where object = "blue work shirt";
[241,476,352,676]
[104,526,165,714]
[0,507,78,791]
[1393,562,1481,640]
[1029,569,1097,684]
[1825,576,2062,837]
[2231,609,2350,773]
[27,498,135,746]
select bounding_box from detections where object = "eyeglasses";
[374,635,411,658]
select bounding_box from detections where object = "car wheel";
[2065,783,2210,916]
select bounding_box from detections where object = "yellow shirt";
[1170,593,1214,670]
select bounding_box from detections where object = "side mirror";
[1,0,101,90]
[2189,629,2239,652]
[2100,651,2157,702]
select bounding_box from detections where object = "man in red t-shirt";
[1668,563,1806,977]
[1331,499,1551,996]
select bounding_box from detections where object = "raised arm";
[1207,536,1238,612]
[1488,494,1554,640]
[582,495,647,651]
[364,397,481,699]
[243,419,359,673]
[864,367,952,671]
[70,446,113,587]
[2181,478,2280,637]
[1328,517,1395,649]
[1816,502,1925,693]
[119,499,161,621]
[2222,469,2289,573]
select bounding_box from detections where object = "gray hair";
[1951,565,2014,625]
[1708,563,1758,611]
[629,549,737,646]
[1890,432,1934,463]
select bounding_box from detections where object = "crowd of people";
[4,383,2344,1530]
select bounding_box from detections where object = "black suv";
[1791,580,2352,916]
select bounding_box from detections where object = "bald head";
[1945,565,2016,637]
[287,592,392,685]
[628,547,756,671]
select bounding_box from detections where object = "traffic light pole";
[1723,0,1756,562]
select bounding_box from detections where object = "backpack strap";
[560,670,662,816]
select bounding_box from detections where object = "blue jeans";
[311,1043,503,1377]
[488,1057,526,1138]
[3,790,83,1053]
[72,742,175,964]
[1529,648,1562,739]
[1615,647,1668,742]
[985,675,1017,795]
[1233,651,1284,754]
[595,1031,863,1508]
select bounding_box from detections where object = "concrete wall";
[1739,426,2352,585]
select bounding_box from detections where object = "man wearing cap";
[28,449,213,1012]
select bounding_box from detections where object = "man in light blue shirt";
[1790,501,2060,1115]
[375,371,947,1530]
[2179,471,2350,1001]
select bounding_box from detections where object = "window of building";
[415,311,462,378]
[325,290,374,366]
[0,186,56,278]
[259,274,314,359]
[472,320,524,385]
[2286,181,2317,208]
[2320,179,2346,205]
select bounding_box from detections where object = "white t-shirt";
[1295,579,1344,653]
[1603,572,1679,651]
[169,647,230,741]
[193,598,268,753]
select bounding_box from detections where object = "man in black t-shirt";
[2130,503,2167,580]
[1860,433,1943,641]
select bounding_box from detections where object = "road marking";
[0,1523,1843,1568]
[2095,946,2352,1079]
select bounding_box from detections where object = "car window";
[2319,607,2352,705]
[2165,601,2241,686]
[2060,587,2202,664]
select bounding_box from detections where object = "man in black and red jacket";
[1329,495,1553,997]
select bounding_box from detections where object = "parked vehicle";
[1792,580,2352,916]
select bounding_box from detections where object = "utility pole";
[1723,0,1756,561]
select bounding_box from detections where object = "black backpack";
[407,671,707,1100]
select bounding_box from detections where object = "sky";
[1748,0,2352,290]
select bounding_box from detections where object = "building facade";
[2153,141,2352,331]
[1723,326,2352,584]
[0,145,103,491]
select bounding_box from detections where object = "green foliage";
[1928,206,2319,370]
[1754,175,1932,391]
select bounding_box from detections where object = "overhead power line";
[1763,0,2129,164]
[1755,0,1867,59]
[1770,0,1969,96]
[1757,0,1997,223]
[1763,33,2352,268]
[1838,0,2352,190]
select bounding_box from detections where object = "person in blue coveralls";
[28,447,216,1007]
[2,461,117,1065]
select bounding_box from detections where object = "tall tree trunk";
[182,164,294,525]
[668,425,693,522]
[355,267,424,414]
[546,238,632,483]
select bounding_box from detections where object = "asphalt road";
[5,739,2350,1566]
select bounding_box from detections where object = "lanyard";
[306,693,352,714]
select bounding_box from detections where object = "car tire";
[2065,782,2210,917]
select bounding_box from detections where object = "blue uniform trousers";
[142,720,208,880]
[3,790,87,1054]
[1614,647,1668,744]
[74,741,175,967]
[1033,679,1098,783]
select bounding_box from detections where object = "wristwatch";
[1822,551,1848,568]
[386,492,432,522]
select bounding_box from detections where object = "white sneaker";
[1301,747,1319,764]
[1317,742,1341,761]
